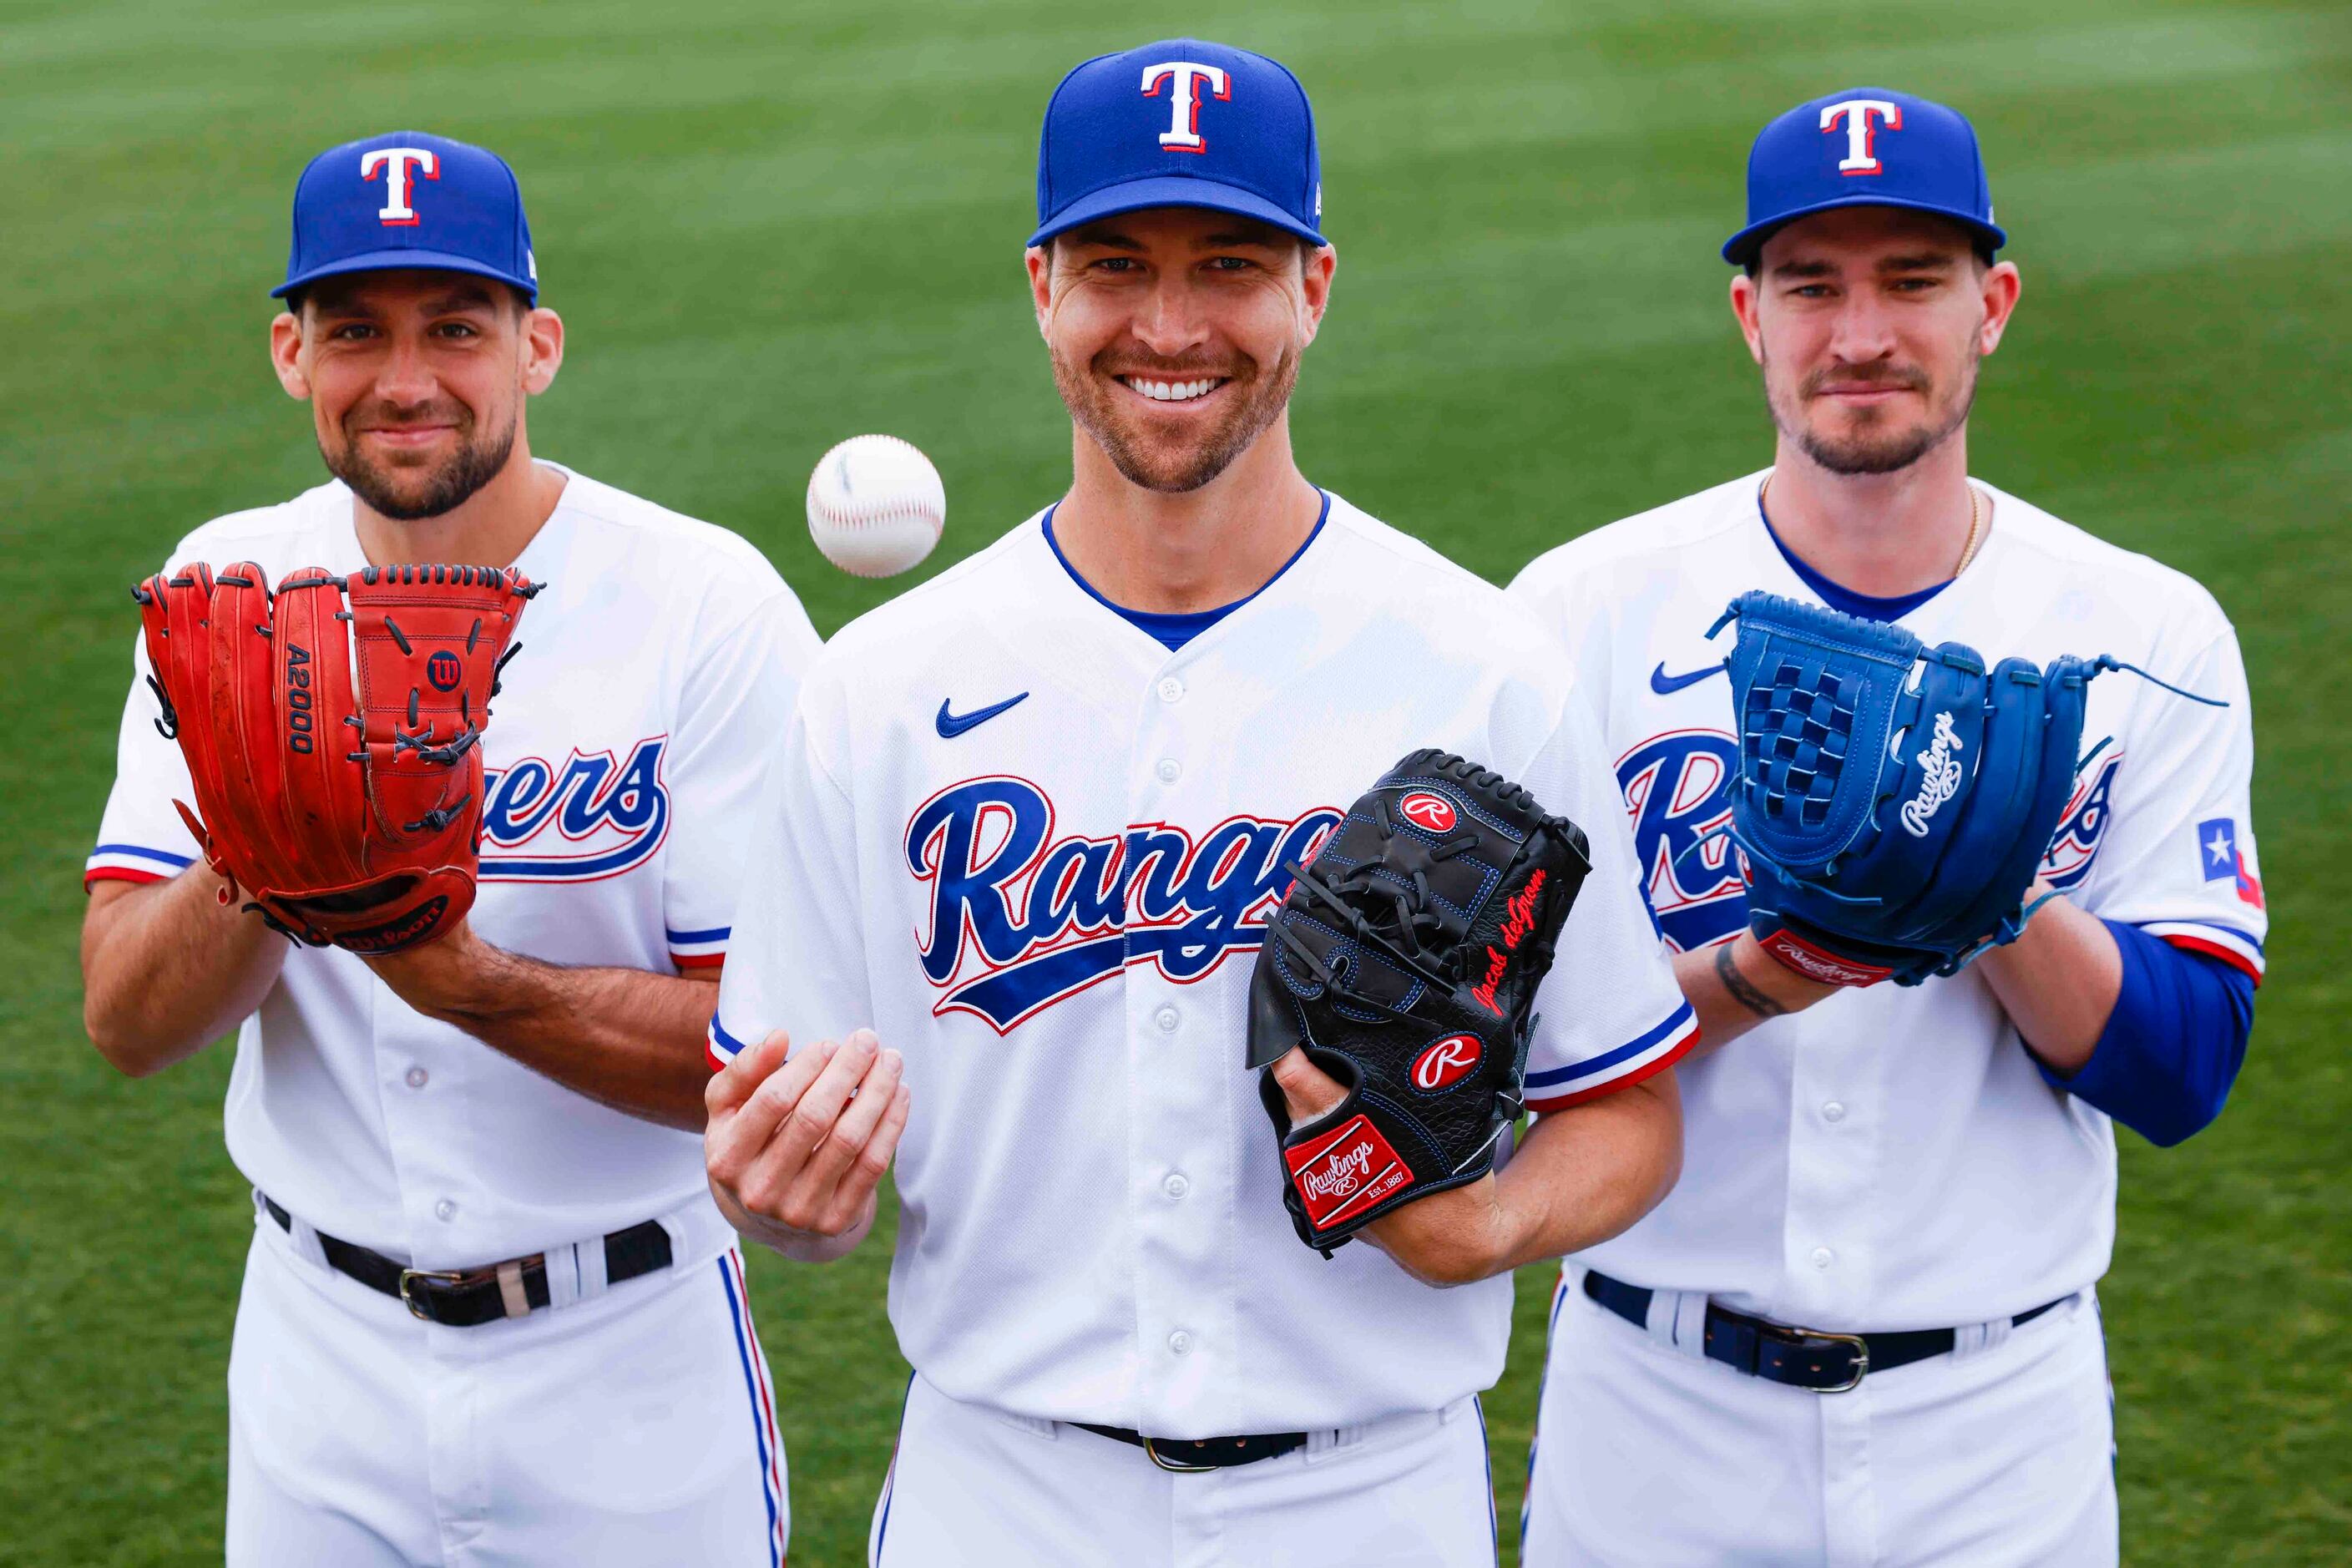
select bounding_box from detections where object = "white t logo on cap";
[1141,62,1232,154]
[361,147,441,225]
[1819,99,1902,175]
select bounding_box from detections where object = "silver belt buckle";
[1793,1327,1869,1393]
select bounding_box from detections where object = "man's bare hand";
[705,1029,911,1263]
[1265,1046,1511,1287]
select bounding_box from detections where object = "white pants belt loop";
[1641,1280,1712,1361]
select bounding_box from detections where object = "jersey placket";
[1776,1001,1886,1326]
[1120,650,1227,1424]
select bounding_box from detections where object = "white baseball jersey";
[713,491,1696,1436]
[89,464,820,1271]
[1510,471,2265,1331]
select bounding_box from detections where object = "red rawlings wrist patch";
[1283,1114,1411,1235]
[1758,928,1890,988]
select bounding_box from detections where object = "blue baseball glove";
[1712,590,2162,988]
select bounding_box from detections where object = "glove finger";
[1859,641,1988,909]
[202,563,304,899]
[1903,656,2043,938]
[271,569,370,890]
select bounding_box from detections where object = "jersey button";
[1156,676,1185,704]
[1156,757,1181,784]
[1809,1247,1834,1270]
[1154,1005,1181,1033]
[1167,1330,1194,1356]
[1163,1172,1190,1201]
[435,1199,458,1222]
[406,1066,429,1090]
[1821,1101,1845,1123]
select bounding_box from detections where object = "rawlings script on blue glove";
[1709,590,2214,988]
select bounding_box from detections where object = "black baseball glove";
[1247,749,1591,1256]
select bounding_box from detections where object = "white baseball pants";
[870,1373,1500,1566]
[226,1215,787,1566]
[1521,1270,2117,1567]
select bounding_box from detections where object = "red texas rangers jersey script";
[88,467,820,1271]
[711,493,1696,1437]
[1509,472,2264,1332]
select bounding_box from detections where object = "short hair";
[284,277,530,319]
[1044,231,1322,267]
[1740,238,1996,279]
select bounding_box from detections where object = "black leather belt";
[262,1194,672,1327]
[1075,1423,1308,1471]
[1582,1269,2063,1393]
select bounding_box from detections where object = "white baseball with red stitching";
[806,434,946,579]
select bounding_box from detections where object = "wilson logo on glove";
[1410,1034,1483,1092]
[134,560,538,955]
[1398,792,1457,832]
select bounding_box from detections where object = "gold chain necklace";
[1761,473,1990,581]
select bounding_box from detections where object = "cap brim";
[1029,175,1325,249]
[274,249,538,302]
[1722,195,2006,265]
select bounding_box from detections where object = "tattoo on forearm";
[1715,941,1788,1019]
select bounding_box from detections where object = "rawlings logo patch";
[1760,928,1889,987]
[1410,1034,1483,1092]
[1284,1114,1410,1232]
[1899,710,1965,837]
[1398,792,1457,832]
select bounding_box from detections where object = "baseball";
[806,434,946,578]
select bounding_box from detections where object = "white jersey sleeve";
[657,590,822,972]
[1516,685,1701,1111]
[2067,620,2266,981]
[706,673,872,1068]
[86,631,205,888]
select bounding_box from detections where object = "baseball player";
[1510,89,2263,1565]
[78,132,817,1565]
[700,41,1697,1565]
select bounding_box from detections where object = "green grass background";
[4,0,2346,1561]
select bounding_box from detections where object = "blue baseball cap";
[1029,40,1324,249]
[1723,89,2004,266]
[276,131,539,302]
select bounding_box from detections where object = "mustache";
[1799,363,1929,397]
[1095,353,1248,380]
[341,401,473,433]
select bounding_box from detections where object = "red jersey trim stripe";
[1525,1010,1702,1113]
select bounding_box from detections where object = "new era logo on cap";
[1723,87,2005,265]
[1029,39,1325,249]
[276,130,539,304]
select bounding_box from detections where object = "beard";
[1050,343,1299,493]
[1767,346,1978,476]
[321,399,517,520]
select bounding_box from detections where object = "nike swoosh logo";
[1650,661,1725,695]
[935,692,1029,738]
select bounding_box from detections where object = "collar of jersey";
[1757,486,1952,624]
[1040,488,1333,652]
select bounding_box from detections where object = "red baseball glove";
[134,561,539,954]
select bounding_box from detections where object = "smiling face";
[270,271,562,519]
[1028,208,1333,493]
[1731,207,2020,476]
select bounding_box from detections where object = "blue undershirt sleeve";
[2031,918,2255,1147]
